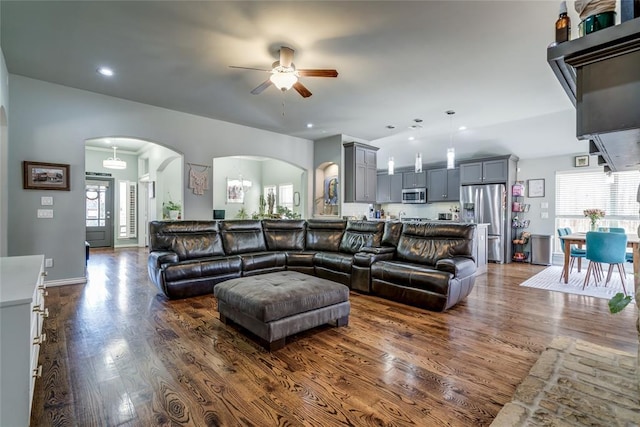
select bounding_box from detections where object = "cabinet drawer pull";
[40,308,49,318]
[33,333,47,345]
[38,282,47,290]
[33,365,43,379]
[41,271,48,277]
[33,305,45,314]
[40,290,49,297]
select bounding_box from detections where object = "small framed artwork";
[23,161,70,191]
[293,191,301,207]
[324,176,338,205]
[226,178,251,204]
[527,178,545,198]
[574,155,589,167]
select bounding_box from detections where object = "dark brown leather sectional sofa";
[147,219,477,312]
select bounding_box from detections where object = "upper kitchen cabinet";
[376,173,403,203]
[547,17,640,171]
[402,171,427,189]
[344,142,378,203]
[460,159,508,184]
[427,167,460,202]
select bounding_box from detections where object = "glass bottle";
[555,1,571,43]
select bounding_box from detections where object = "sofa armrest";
[149,251,179,269]
[360,246,396,255]
[354,249,395,267]
[435,257,476,278]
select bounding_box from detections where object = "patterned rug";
[519,265,635,300]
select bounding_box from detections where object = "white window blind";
[118,181,137,238]
[556,170,640,216]
[279,184,294,210]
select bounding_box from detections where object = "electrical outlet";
[37,209,54,219]
[45,258,53,268]
[41,196,53,206]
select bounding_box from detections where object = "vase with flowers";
[583,208,605,231]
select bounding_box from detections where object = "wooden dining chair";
[583,231,628,294]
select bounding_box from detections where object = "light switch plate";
[37,209,54,219]
[41,196,53,206]
[541,212,549,219]
[541,202,549,209]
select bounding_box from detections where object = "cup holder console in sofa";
[148,219,477,312]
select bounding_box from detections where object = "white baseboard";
[44,276,87,287]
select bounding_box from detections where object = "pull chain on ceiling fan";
[230,46,338,98]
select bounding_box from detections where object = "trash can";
[530,234,553,266]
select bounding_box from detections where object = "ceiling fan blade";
[293,82,312,98]
[229,65,270,72]
[251,79,273,95]
[297,69,339,78]
[279,47,294,68]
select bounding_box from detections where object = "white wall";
[0,48,9,256]
[261,159,306,217]
[8,76,313,282]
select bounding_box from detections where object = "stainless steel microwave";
[401,188,426,204]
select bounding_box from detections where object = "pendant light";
[415,152,422,173]
[446,110,456,169]
[388,157,395,175]
[103,146,127,170]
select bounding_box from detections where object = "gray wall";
[212,158,262,219]
[0,49,8,256]
[261,159,306,217]
[8,75,313,282]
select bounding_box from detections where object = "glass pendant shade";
[447,148,455,169]
[388,157,395,175]
[415,153,422,173]
[103,146,127,170]
[270,71,298,90]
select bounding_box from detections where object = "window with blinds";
[118,181,137,239]
[278,184,294,210]
[554,170,640,251]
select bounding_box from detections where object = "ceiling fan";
[230,46,338,98]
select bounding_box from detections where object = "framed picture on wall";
[23,161,70,191]
[527,178,545,198]
[226,178,244,203]
[324,176,338,205]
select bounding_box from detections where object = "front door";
[85,178,114,248]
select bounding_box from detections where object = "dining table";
[559,232,639,284]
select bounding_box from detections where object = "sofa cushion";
[149,221,225,260]
[240,252,287,274]
[221,220,267,255]
[262,219,306,251]
[306,219,346,252]
[338,220,384,254]
[285,251,316,267]
[382,221,403,247]
[396,222,475,265]
[163,256,241,282]
[371,260,451,295]
[314,252,353,274]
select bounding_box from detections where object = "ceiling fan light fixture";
[270,68,298,91]
[103,146,127,170]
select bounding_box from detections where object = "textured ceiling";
[1,1,585,167]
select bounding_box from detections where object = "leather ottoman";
[214,271,350,350]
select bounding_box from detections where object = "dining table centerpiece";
[584,208,605,231]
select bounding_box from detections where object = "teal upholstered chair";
[583,231,628,294]
[558,227,586,280]
[599,227,633,263]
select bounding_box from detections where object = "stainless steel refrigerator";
[460,184,506,263]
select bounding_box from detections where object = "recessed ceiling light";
[413,118,423,123]
[409,124,422,129]
[408,136,415,141]
[97,67,114,77]
[458,125,467,131]
[386,125,396,129]
[306,123,313,128]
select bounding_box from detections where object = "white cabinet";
[0,255,46,427]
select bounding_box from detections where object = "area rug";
[491,336,639,426]
[519,265,635,300]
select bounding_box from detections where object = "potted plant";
[164,200,181,220]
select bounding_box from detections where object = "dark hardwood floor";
[31,248,638,426]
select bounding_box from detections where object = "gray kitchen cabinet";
[344,142,378,203]
[427,167,460,202]
[460,159,508,184]
[402,171,427,188]
[376,173,403,203]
